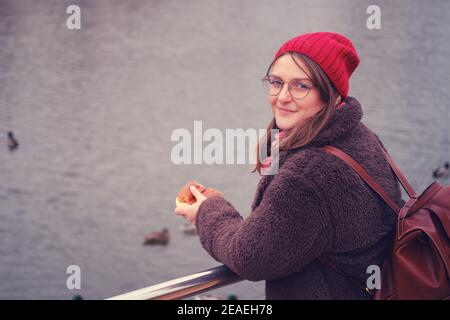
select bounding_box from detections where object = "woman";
[175,32,403,299]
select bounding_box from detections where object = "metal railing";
[106,265,242,300]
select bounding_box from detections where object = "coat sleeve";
[195,166,335,281]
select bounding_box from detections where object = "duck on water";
[433,162,449,178]
[143,228,169,245]
[7,131,19,151]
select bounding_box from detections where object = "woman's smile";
[276,106,297,116]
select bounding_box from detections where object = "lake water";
[0,0,449,299]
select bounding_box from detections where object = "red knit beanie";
[273,32,360,98]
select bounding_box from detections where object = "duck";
[7,131,19,151]
[432,162,449,178]
[143,228,169,245]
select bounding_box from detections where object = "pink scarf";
[260,130,288,175]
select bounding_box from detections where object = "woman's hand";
[174,186,207,224]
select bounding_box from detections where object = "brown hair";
[253,52,341,174]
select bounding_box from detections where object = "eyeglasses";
[261,75,316,100]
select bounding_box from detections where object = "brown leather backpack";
[322,145,450,300]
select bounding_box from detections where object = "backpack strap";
[322,145,401,215]
[379,148,417,198]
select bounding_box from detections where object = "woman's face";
[268,54,325,130]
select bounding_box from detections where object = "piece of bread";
[176,181,222,206]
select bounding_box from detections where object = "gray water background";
[0,0,449,299]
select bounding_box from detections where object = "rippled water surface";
[0,0,449,299]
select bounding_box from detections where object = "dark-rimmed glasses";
[261,75,315,100]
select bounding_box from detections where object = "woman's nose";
[277,84,292,103]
